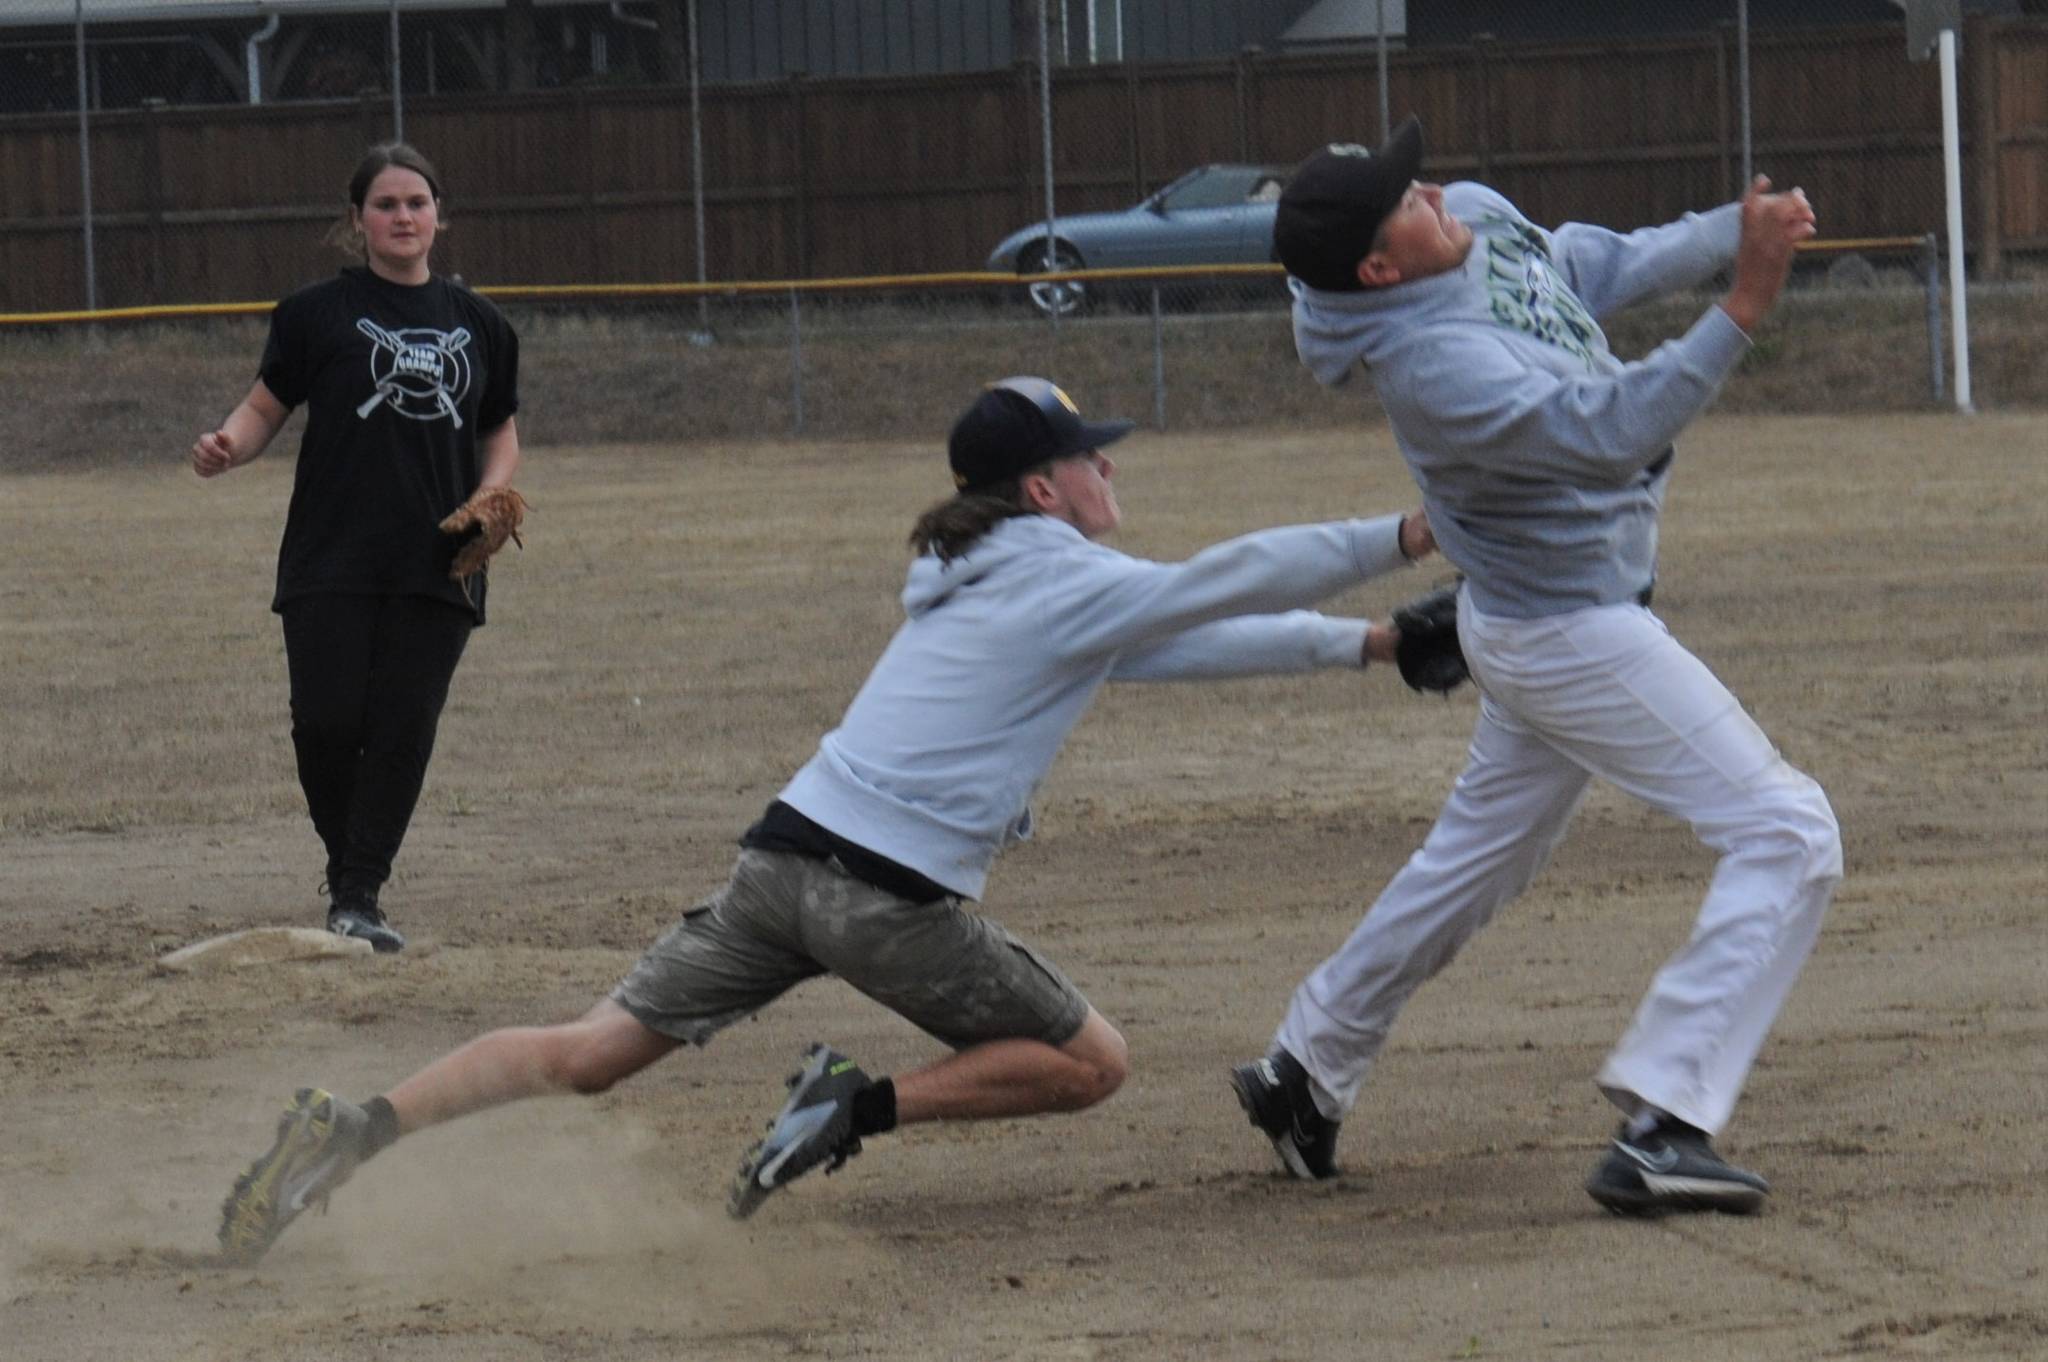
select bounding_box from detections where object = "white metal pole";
[74,0,96,312]
[1937,27,1973,412]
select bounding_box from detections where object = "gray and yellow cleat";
[217,1088,370,1265]
[727,1043,869,1220]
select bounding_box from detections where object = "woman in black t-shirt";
[191,143,523,954]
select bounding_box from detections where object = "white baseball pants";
[1277,595,1841,1135]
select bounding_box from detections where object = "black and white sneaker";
[1585,1119,1769,1217]
[727,1043,870,1219]
[1229,1049,1341,1180]
[328,891,405,954]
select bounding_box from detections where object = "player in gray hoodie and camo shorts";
[1229,117,1841,1217]
[216,375,1450,1264]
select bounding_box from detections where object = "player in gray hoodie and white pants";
[216,376,1449,1265]
[1230,117,1840,1216]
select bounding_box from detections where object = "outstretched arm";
[1042,511,1430,662]
[1109,514,1427,680]
[1110,611,1382,681]
[190,380,290,478]
[1548,177,1812,323]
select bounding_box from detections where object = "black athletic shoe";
[1585,1118,1769,1217]
[327,892,405,954]
[727,1043,870,1219]
[1230,1049,1341,1180]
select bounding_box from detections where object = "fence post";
[1923,233,1944,404]
[389,0,404,142]
[1151,285,1166,430]
[1375,0,1391,141]
[1965,11,2002,278]
[1037,0,1057,338]
[73,0,97,312]
[687,0,708,329]
[1736,0,1753,186]
[789,287,805,435]
[1938,27,1973,412]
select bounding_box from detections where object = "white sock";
[1624,1106,1668,1140]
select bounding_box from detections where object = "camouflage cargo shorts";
[611,848,1090,1049]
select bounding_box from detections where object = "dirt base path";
[4,415,2043,1360]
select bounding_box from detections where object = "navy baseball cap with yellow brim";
[947,377,1135,492]
[1274,115,1425,292]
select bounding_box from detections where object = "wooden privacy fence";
[0,16,2041,313]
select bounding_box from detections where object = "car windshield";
[1152,166,1278,213]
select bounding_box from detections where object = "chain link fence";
[2,0,2043,449]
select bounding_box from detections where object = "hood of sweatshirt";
[1292,182,1619,391]
[900,512,1087,619]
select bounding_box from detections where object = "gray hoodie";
[1292,182,1747,618]
[778,511,1409,899]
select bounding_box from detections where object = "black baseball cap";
[947,377,1135,492]
[1274,115,1426,292]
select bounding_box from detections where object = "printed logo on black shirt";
[354,318,475,428]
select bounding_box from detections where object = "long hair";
[907,477,1038,564]
[324,142,443,258]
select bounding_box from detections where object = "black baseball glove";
[1391,583,1470,696]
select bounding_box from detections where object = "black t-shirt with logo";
[260,267,520,624]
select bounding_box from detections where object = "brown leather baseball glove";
[438,486,528,579]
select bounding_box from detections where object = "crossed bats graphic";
[354,318,470,427]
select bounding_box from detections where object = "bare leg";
[385,998,680,1136]
[893,1008,1127,1124]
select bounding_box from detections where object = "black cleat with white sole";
[1229,1049,1341,1180]
[1585,1118,1769,1217]
[728,1043,870,1220]
[328,890,405,954]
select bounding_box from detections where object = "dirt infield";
[3,414,2044,1361]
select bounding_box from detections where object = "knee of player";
[564,1066,620,1097]
[1070,1036,1129,1109]
[1782,784,1843,882]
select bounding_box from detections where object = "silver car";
[987,163,1290,315]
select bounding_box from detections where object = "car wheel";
[1021,241,1087,317]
